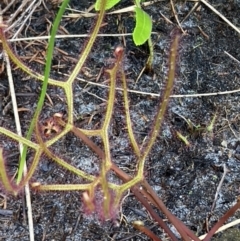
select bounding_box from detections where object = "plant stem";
[203,199,240,241]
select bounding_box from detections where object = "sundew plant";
[0,0,239,240]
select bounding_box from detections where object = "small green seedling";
[175,112,217,134]
[95,0,153,70]
[175,113,199,132]
[134,0,153,71]
[176,131,190,147]
[95,0,152,45]
[133,0,152,46]
[206,112,217,132]
[175,113,217,148]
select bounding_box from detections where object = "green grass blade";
[16,0,70,184]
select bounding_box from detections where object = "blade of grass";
[16,0,71,184]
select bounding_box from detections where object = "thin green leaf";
[16,0,71,184]
[133,7,152,46]
[95,0,121,11]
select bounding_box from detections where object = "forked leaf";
[133,7,152,46]
[95,0,121,11]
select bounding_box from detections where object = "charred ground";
[0,0,240,240]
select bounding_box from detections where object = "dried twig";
[211,164,230,213]
[170,0,185,33]
[1,13,35,241]
[1,0,17,14]
[3,49,35,241]
[11,0,42,38]
[224,51,240,65]
[72,73,240,98]
[181,2,199,24]
[198,0,240,34]
[6,0,32,26]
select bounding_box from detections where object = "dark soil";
[0,0,240,240]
